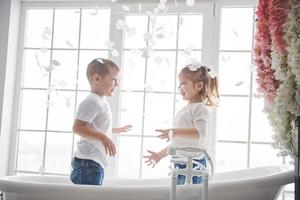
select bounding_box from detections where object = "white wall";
[0,0,21,176]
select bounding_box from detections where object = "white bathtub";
[0,165,293,200]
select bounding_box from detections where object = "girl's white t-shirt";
[74,92,112,168]
[170,102,210,152]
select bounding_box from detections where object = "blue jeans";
[174,157,207,185]
[70,157,104,185]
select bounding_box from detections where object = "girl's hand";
[143,150,161,168]
[156,129,172,142]
[113,125,132,134]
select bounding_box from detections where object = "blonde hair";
[86,58,119,83]
[180,65,219,106]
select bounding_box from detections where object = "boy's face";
[93,67,119,96]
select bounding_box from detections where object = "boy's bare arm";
[73,119,116,156]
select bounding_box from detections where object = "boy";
[70,58,131,185]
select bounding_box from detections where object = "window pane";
[19,90,48,130]
[178,15,203,49]
[24,9,53,48]
[78,50,109,90]
[53,9,80,48]
[251,97,273,142]
[22,49,50,88]
[80,8,110,49]
[142,137,169,178]
[144,93,174,135]
[51,50,78,90]
[218,52,252,95]
[250,144,283,167]
[17,131,45,172]
[219,7,254,50]
[117,136,141,178]
[124,15,148,49]
[216,96,249,141]
[147,51,176,92]
[121,50,146,91]
[47,91,75,131]
[120,92,144,135]
[216,142,247,172]
[151,15,177,49]
[44,132,73,174]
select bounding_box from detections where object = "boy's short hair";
[86,58,119,83]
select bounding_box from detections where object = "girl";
[144,61,219,185]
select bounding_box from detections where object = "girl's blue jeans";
[174,157,207,185]
[70,157,104,185]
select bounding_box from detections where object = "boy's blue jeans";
[174,157,207,185]
[70,157,104,185]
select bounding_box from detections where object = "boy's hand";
[113,125,132,134]
[143,150,161,168]
[101,135,116,156]
[156,129,171,142]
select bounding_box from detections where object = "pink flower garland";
[254,0,280,103]
[268,0,290,56]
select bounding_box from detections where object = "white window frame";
[9,0,287,180]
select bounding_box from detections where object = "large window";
[13,2,293,198]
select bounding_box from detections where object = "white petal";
[66,40,74,48]
[43,27,52,36]
[105,40,115,49]
[122,5,130,11]
[51,60,60,66]
[144,32,153,42]
[111,49,119,57]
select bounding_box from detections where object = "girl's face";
[178,73,203,102]
[92,67,119,96]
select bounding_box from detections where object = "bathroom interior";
[0,0,299,199]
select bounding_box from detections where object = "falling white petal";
[105,40,115,49]
[42,34,49,40]
[44,65,54,72]
[66,40,74,48]
[235,81,245,87]
[111,49,119,57]
[115,19,125,30]
[186,0,195,7]
[158,3,167,10]
[122,5,130,11]
[156,32,165,39]
[43,27,51,36]
[183,46,193,57]
[142,46,154,58]
[51,60,60,66]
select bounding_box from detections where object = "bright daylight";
[0,0,299,200]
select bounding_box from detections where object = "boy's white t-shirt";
[170,102,210,154]
[74,92,112,168]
